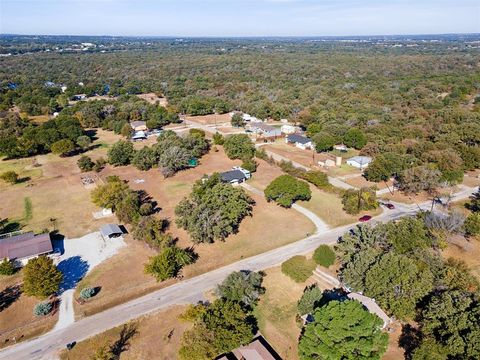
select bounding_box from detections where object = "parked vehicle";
[382,202,395,209]
[359,215,372,222]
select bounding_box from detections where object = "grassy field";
[0,271,58,348]
[59,306,189,360]
[74,148,315,316]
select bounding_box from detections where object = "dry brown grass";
[184,113,231,125]
[74,148,314,316]
[442,238,480,281]
[254,267,316,360]
[345,176,392,191]
[135,93,168,107]
[59,306,189,360]
[382,322,405,360]
[0,272,58,348]
[463,170,480,187]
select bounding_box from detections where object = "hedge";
[313,245,336,268]
[281,256,316,283]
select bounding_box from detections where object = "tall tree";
[23,255,63,299]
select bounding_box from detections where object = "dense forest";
[1,36,479,181]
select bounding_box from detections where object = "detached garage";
[100,224,123,239]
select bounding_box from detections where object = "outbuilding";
[132,131,147,141]
[286,134,313,150]
[248,122,282,138]
[280,124,296,134]
[100,224,123,239]
[346,156,372,169]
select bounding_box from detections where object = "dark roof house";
[221,169,248,184]
[286,134,311,145]
[0,232,52,261]
[100,224,123,238]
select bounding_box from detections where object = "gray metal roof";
[347,156,372,164]
[100,224,123,237]
[221,170,247,182]
[287,134,311,144]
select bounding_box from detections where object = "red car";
[359,215,372,222]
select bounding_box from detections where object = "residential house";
[220,167,251,185]
[216,335,282,360]
[130,121,148,132]
[249,122,282,138]
[132,131,147,141]
[0,232,53,266]
[286,134,313,150]
[100,224,123,239]
[280,124,296,134]
[346,156,372,169]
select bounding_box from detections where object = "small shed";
[132,131,147,141]
[286,134,313,150]
[100,224,123,239]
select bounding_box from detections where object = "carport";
[99,224,123,239]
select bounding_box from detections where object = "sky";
[0,0,479,37]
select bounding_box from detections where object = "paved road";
[1,186,477,360]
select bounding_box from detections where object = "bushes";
[51,139,75,156]
[342,187,378,215]
[33,302,52,316]
[216,271,264,306]
[241,158,257,173]
[464,213,480,236]
[281,256,315,283]
[77,155,95,172]
[144,245,195,282]
[300,171,331,190]
[0,258,15,275]
[80,287,95,300]
[264,175,311,207]
[313,245,335,267]
[107,140,134,166]
[0,171,18,184]
[297,284,323,315]
[223,134,255,160]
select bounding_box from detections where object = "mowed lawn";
[59,306,190,360]
[254,267,316,360]
[0,271,58,348]
[249,159,380,227]
[75,148,315,316]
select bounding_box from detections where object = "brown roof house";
[216,335,282,360]
[0,232,53,266]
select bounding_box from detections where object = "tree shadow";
[0,218,22,235]
[84,129,98,141]
[0,285,22,312]
[399,324,422,360]
[17,176,31,184]
[57,256,90,294]
[109,323,138,357]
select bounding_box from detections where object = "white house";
[286,134,313,150]
[281,124,296,134]
[249,122,282,138]
[346,156,372,169]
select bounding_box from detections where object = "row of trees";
[336,214,479,359]
[91,176,195,281]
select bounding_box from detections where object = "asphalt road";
[1,186,476,360]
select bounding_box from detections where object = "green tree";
[298,300,388,360]
[212,132,225,145]
[464,212,480,236]
[175,174,254,243]
[216,271,264,306]
[51,138,75,156]
[91,176,131,210]
[77,155,95,172]
[313,245,335,267]
[158,145,191,177]
[313,132,335,152]
[23,255,63,299]
[418,290,480,359]
[343,128,367,149]
[384,217,432,254]
[132,146,157,171]
[144,245,194,282]
[264,175,311,207]
[76,135,92,150]
[306,123,322,137]
[342,187,378,215]
[107,140,134,166]
[281,256,316,283]
[231,113,245,127]
[0,258,15,275]
[0,171,18,184]
[397,165,441,194]
[223,134,255,160]
[297,284,323,315]
[179,299,256,360]
[132,216,174,250]
[364,253,434,319]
